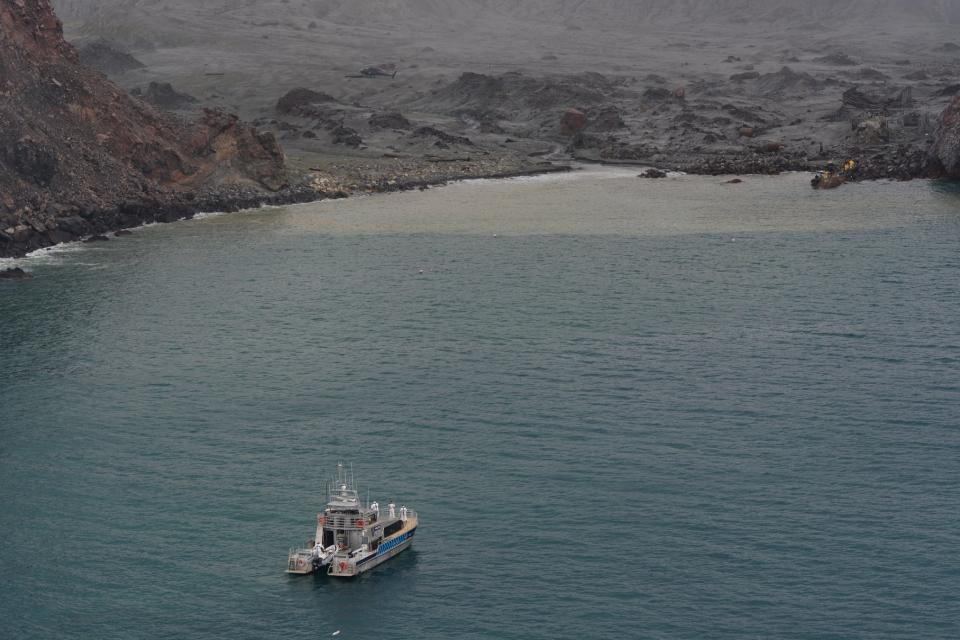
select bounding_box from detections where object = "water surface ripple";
[2,170,959,639]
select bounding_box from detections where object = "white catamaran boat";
[286,464,418,578]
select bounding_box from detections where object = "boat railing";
[320,514,368,530]
[287,548,311,572]
[374,508,417,525]
[320,509,416,530]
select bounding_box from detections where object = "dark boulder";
[276,88,337,115]
[851,67,890,81]
[56,215,87,236]
[46,228,75,244]
[0,267,33,280]
[842,86,881,110]
[639,168,668,178]
[928,97,960,179]
[756,66,820,96]
[413,126,473,146]
[843,86,913,111]
[814,52,858,66]
[936,84,960,98]
[77,40,145,74]
[730,71,760,82]
[141,82,198,110]
[331,125,362,147]
[369,111,412,130]
[724,103,766,123]
[756,141,786,153]
[642,87,674,102]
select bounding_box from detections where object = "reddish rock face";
[560,108,588,135]
[929,96,960,179]
[0,0,75,61]
[0,0,287,224]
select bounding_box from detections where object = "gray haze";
[51,0,960,179]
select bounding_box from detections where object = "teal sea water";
[2,169,959,639]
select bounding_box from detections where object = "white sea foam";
[190,210,231,221]
[0,239,88,270]
[444,165,637,189]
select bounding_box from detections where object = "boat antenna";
[350,462,355,489]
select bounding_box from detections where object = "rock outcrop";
[76,39,145,74]
[929,97,960,180]
[755,66,821,97]
[423,71,620,122]
[0,0,288,257]
[276,87,337,115]
[138,81,198,110]
[368,111,412,130]
[0,267,33,280]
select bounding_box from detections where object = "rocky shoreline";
[579,144,932,181]
[0,162,570,261]
[5,137,954,261]
[5,0,960,267]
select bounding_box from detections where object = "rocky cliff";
[0,0,289,257]
[929,97,960,180]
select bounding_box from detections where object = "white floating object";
[332,631,341,636]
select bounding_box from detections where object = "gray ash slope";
[52,0,960,29]
[45,0,960,180]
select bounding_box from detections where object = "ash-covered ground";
[56,0,960,180]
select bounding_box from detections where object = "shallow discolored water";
[2,169,959,639]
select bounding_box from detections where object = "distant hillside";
[307,0,960,26]
[54,0,960,30]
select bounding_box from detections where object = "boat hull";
[328,526,417,578]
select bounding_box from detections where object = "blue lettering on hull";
[377,527,416,555]
[357,527,416,566]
